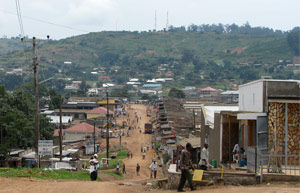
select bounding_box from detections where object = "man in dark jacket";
[177,143,196,192]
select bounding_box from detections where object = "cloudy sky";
[0,0,299,39]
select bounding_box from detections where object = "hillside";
[0,30,298,91]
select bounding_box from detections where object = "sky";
[0,0,299,39]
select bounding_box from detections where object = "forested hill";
[0,24,299,90]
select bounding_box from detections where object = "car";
[45,162,77,171]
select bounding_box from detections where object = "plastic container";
[212,159,217,168]
[240,159,245,167]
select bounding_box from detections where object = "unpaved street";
[0,104,299,193]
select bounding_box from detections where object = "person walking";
[136,163,140,176]
[89,154,99,181]
[149,159,157,179]
[130,152,133,159]
[199,143,209,170]
[142,152,146,160]
[122,163,126,174]
[116,162,120,173]
[177,143,196,192]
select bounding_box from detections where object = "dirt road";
[109,103,159,180]
[0,105,299,193]
[0,177,299,193]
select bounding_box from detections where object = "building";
[200,105,239,163]
[86,107,114,119]
[237,79,300,168]
[198,86,218,96]
[54,122,101,141]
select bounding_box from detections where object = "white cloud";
[65,0,117,26]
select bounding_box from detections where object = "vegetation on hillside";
[0,24,299,92]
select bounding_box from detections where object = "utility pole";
[59,96,63,162]
[33,37,40,166]
[193,109,196,130]
[106,91,110,160]
[93,120,96,154]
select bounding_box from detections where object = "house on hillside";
[198,86,218,96]
[98,76,110,81]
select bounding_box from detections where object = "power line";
[0,9,89,33]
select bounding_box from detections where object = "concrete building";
[237,79,300,167]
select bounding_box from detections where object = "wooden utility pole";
[33,37,40,164]
[59,96,63,162]
[106,91,110,160]
[93,120,96,154]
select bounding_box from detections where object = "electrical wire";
[0,9,89,33]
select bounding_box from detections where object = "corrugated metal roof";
[204,106,239,126]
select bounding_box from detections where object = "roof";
[142,84,162,88]
[98,76,110,79]
[221,90,239,95]
[199,86,217,91]
[86,107,113,114]
[47,116,73,124]
[239,79,300,88]
[54,109,88,113]
[54,129,65,136]
[97,99,116,104]
[54,123,101,136]
[203,105,239,127]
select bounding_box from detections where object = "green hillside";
[0,30,298,91]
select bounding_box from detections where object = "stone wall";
[268,102,300,164]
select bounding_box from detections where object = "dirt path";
[0,177,299,193]
[112,104,159,181]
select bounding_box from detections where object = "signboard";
[38,140,53,155]
[192,169,204,181]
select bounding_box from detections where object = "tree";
[110,88,130,98]
[168,88,185,98]
[0,86,53,157]
[287,29,300,56]
[182,49,194,63]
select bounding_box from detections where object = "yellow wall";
[87,113,106,119]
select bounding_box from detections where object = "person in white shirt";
[149,160,157,178]
[199,144,209,170]
[233,144,240,163]
[89,154,99,181]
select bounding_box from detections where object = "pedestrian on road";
[177,143,196,192]
[141,145,143,152]
[116,162,120,173]
[152,143,155,149]
[149,159,157,179]
[122,163,126,174]
[130,152,133,159]
[142,152,146,160]
[136,163,140,176]
[144,146,147,152]
[89,154,99,181]
[147,143,150,151]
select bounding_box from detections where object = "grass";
[289,181,299,185]
[0,168,101,181]
[95,149,128,170]
[103,171,123,178]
